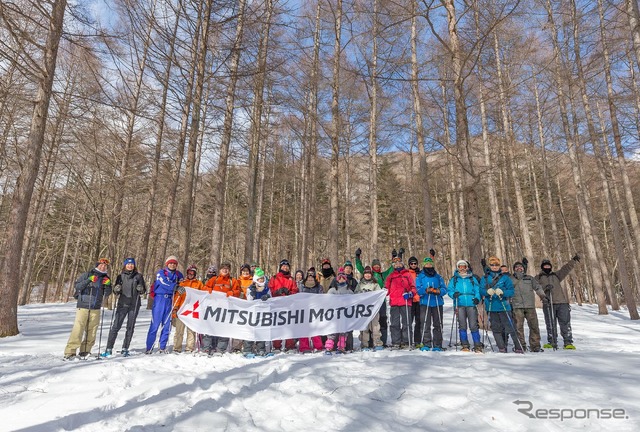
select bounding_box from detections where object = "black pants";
[106,301,141,351]
[489,311,518,351]
[543,302,573,346]
[411,301,421,344]
[419,305,443,348]
[379,304,388,346]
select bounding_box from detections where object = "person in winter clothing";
[385,257,418,348]
[481,256,520,353]
[203,265,217,285]
[356,266,384,350]
[535,256,580,349]
[64,258,113,359]
[298,268,325,353]
[510,261,546,352]
[146,256,183,354]
[406,255,423,346]
[415,257,447,351]
[294,269,305,291]
[318,258,336,293]
[355,248,393,346]
[325,268,354,353]
[101,258,146,357]
[204,261,241,353]
[171,265,203,353]
[243,268,271,356]
[328,260,358,350]
[233,264,254,351]
[447,260,483,352]
[269,259,299,351]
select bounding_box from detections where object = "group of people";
[62,248,580,360]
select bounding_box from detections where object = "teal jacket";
[447,271,481,307]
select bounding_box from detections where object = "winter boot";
[564,344,576,350]
[420,346,431,352]
[337,335,347,353]
[121,349,130,357]
[543,343,554,349]
[473,343,484,353]
[100,349,112,358]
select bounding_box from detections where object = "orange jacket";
[237,275,253,299]
[172,278,204,317]
[205,274,241,297]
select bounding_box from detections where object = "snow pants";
[299,336,323,352]
[489,311,519,351]
[360,312,382,348]
[390,304,411,346]
[419,305,444,348]
[106,300,140,351]
[65,308,101,356]
[173,318,196,352]
[146,293,173,350]
[543,302,573,346]
[513,307,541,351]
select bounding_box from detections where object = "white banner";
[176,288,386,340]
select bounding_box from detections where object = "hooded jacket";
[534,259,577,304]
[447,271,481,307]
[385,268,418,307]
[481,271,515,312]
[416,269,446,307]
[114,269,146,307]
[510,272,545,309]
[268,272,298,297]
[205,273,241,297]
[74,268,112,310]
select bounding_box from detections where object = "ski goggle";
[98,258,110,265]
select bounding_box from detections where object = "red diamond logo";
[181,300,200,319]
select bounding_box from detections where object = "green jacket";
[355,257,393,289]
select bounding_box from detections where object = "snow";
[1,301,639,431]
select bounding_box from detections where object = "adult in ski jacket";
[64,258,112,359]
[145,256,183,354]
[269,259,298,351]
[480,256,519,353]
[317,258,336,293]
[416,257,446,350]
[205,261,240,352]
[535,256,579,349]
[510,261,546,352]
[385,258,418,347]
[171,265,203,353]
[447,261,482,352]
[103,257,146,357]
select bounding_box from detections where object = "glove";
[429,248,436,257]
[136,285,145,293]
[573,254,580,262]
[486,288,495,296]
[392,249,398,258]
[402,292,412,300]
[113,285,122,295]
[398,247,405,258]
[103,277,111,286]
[480,258,487,268]
[176,286,185,295]
[355,247,362,257]
[495,288,503,296]
[453,292,461,299]
[542,296,550,305]
[261,295,269,301]
[89,275,97,283]
[171,309,178,319]
[277,288,290,296]
[522,257,528,266]
[473,298,479,305]
[427,288,439,295]
[544,284,553,293]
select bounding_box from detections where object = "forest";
[1,0,639,336]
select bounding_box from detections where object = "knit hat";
[186,264,197,275]
[207,265,217,275]
[321,257,331,266]
[240,263,251,274]
[422,257,434,266]
[123,257,136,266]
[344,260,353,269]
[253,267,266,285]
[408,256,419,265]
[337,267,347,280]
[363,265,372,274]
[220,261,231,270]
[165,255,178,266]
[372,259,381,267]
[456,260,468,268]
[488,256,501,266]
[540,259,552,269]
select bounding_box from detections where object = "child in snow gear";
[510,261,546,352]
[145,256,183,354]
[356,266,384,350]
[171,265,203,353]
[102,258,146,357]
[385,257,418,348]
[243,268,271,356]
[416,257,446,351]
[298,268,325,353]
[318,258,336,293]
[447,260,482,352]
[269,259,299,352]
[406,256,423,346]
[325,268,353,353]
[535,256,580,350]
[204,261,241,353]
[355,248,393,346]
[481,257,520,353]
[65,259,112,359]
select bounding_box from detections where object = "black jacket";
[74,268,112,310]
[115,270,146,307]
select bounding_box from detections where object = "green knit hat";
[344,260,353,269]
[254,267,265,278]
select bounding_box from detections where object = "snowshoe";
[63,354,76,361]
[472,346,483,353]
[432,346,444,352]
[543,343,554,349]
[78,352,91,359]
[461,346,471,352]
[373,346,384,351]
[121,349,131,357]
[158,349,168,354]
[530,348,544,353]
[324,349,334,356]
[100,350,113,358]
[498,347,507,353]
[145,349,153,355]
[415,343,424,349]
[420,346,431,352]
[564,344,576,350]
[244,353,256,359]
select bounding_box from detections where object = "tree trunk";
[626,0,640,69]
[369,0,379,259]
[210,0,247,265]
[0,0,67,337]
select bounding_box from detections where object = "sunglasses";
[489,264,500,267]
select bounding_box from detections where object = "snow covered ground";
[1,301,639,431]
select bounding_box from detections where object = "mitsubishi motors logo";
[181,301,200,319]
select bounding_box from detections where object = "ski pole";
[500,298,524,353]
[448,297,457,347]
[96,294,107,359]
[436,295,444,350]
[421,292,431,346]
[549,291,557,350]
[483,307,495,352]
[405,297,412,349]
